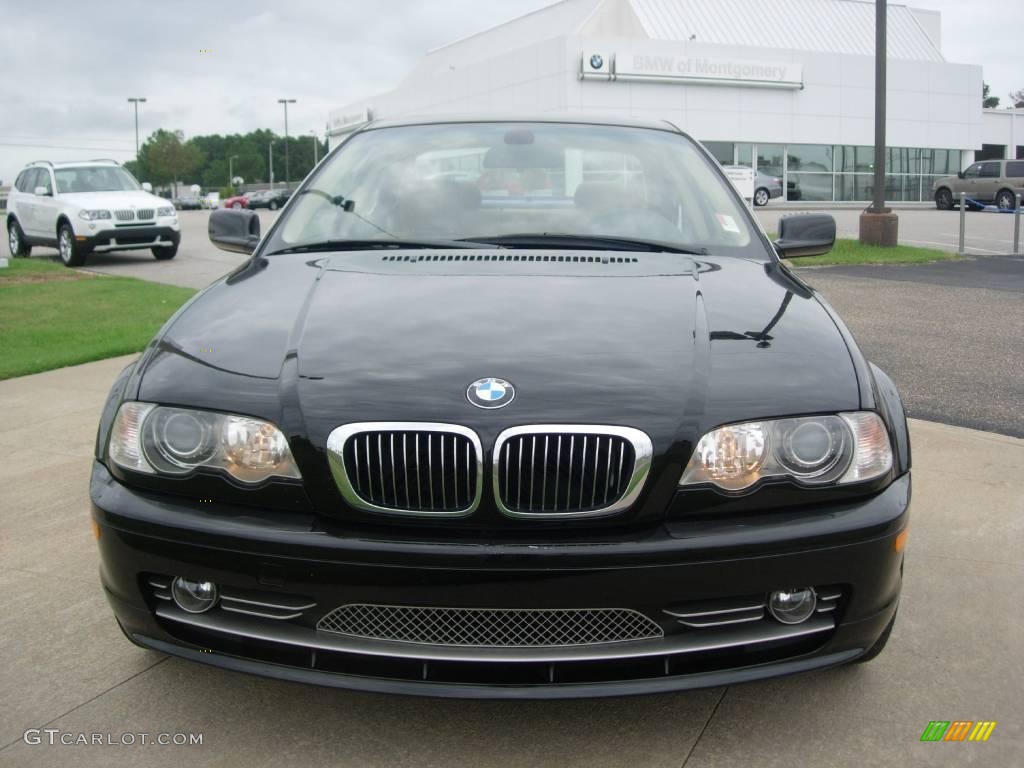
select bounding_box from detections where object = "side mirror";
[956,171,964,179]
[773,214,835,259]
[34,186,51,197]
[142,182,153,192]
[209,208,261,254]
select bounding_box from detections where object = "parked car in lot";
[724,165,783,206]
[248,187,292,210]
[92,115,909,698]
[6,160,180,266]
[173,195,203,211]
[933,158,1024,210]
[222,192,250,210]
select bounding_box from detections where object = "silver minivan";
[933,159,1024,210]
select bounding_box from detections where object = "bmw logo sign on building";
[467,378,516,409]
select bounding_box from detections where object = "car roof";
[25,157,121,167]
[361,112,685,135]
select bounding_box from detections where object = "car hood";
[140,250,861,454]
[59,190,170,210]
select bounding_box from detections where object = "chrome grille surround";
[493,425,653,519]
[317,604,664,647]
[326,422,484,517]
[114,209,135,222]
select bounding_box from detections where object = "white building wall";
[329,37,576,145]
[981,109,1024,159]
[563,36,981,150]
[331,35,981,155]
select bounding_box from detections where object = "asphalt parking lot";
[755,204,1023,256]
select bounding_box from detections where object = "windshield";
[55,166,141,194]
[266,122,767,259]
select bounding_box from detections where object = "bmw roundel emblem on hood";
[590,54,604,70]
[467,377,516,409]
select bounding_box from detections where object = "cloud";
[0,0,1019,183]
[0,0,556,182]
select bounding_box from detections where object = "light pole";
[127,97,147,158]
[309,130,319,166]
[277,98,296,187]
[228,154,239,189]
[858,0,897,246]
[268,142,275,189]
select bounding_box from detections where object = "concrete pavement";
[1,356,1021,767]
[754,205,1023,256]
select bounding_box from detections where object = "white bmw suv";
[6,160,180,266]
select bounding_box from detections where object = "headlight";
[109,402,301,484]
[157,206,176,217]
[78,209,111,221]
[679,412,892,493]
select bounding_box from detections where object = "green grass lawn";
[0,257,196,379]
[760,234,957,267]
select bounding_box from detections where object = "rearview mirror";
[33,186,50,197]
[773,214,835,259]
[142,182,153,192]
[209,209,261,254]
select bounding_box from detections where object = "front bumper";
[76,224,180,252]
[91,461,910,698]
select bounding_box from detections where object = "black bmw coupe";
[92,115,910,698]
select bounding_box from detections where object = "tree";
[982,83,1000,109]
[132,127,329,192]
[1010,88,1024,108]
[137,129,203,196]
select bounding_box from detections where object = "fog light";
[171,577,218,613]
[769,588,816,624]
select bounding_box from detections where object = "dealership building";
[328,0,1023,204]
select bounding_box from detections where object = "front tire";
[753,188,770,207]
[8,219,32,257]
[995,188,1017,211]
[58,222,86,267]
[934,188,953,210]
[152,243,178,260]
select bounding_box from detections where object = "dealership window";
[787,145,833,173]
[756,144,784,177]
[886,147,920,175]
[836,173,872,201]
[703,142,735,166]
[786,145,834,201]
[788,173,834,201]
[837,146,876,173]
[695,140,961,203]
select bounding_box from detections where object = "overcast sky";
[0,0,1019,184]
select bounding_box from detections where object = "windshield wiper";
[456,233,707,255]
[265,238,500,256]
